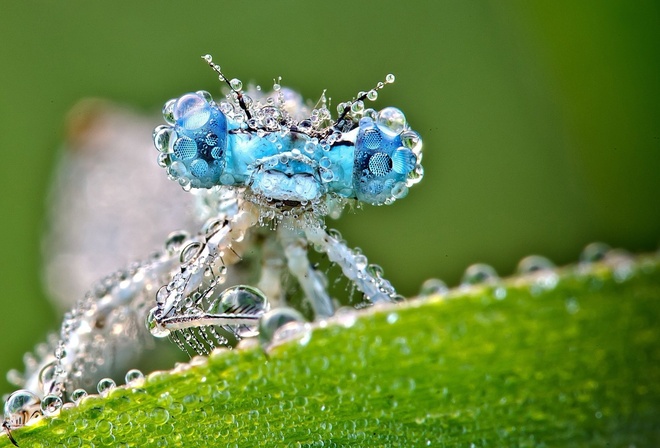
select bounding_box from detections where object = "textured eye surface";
[173,137,197,160]
[391,148,416,174]
[362,129,382,149]
[368,152,392,177]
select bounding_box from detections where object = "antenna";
[202,54,252,120]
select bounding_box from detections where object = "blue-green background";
[0,1,658,395]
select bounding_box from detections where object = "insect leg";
[279,223,334,318]
[256,234,286,309]
[303,224,399,304]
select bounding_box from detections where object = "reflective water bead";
[173,137,197,160]
[419,278,448,296]
[217,285,270,337]
[516,255,555,274]
[230,78,243,91]
[146,308,170,338]
[461,263,499,285]
[351,100,364,114]
[95,418,113,434]
[162,99,176,125]
[180,242,204,264]
[196,90,214,103]
[580,242,611,264]
[125,369,145,385]
[153,126,174,153]
[150,407,170,425]
[258,307,308,348]
[401,130,423,156]
[173,94,211,130]
[392,148,416,174]
[38,361,58,394]
[71,389,88,404]
[97,378,116,395]
[41,394,62,416]
[4,390,41,426]
[376,107,407,135]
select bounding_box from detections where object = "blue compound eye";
[155,91,228,189]
[362,129,382,149]
[352,113,417,205]
[368,152,392,177]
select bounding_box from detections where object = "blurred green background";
[0,1,658,395]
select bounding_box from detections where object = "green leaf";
[5,254,659,447]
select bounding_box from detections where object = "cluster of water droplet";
[418,241,644,302]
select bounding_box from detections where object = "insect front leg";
[302,222,400,305]
[278,220,334,319]
[256,234,286,309]
[147,203,270,355]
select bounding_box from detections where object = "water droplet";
[367,90,378,101]
[38,361,58,394]
[66,436,82,447]
[391,183,408,199]
[147,308,171,338]
[71,389,88,404]
[376,107,407,135]
[4,390,41,427]
[217,285,270,338]
[385,73,396,84]
[180,242,204,264]
[125,369,144,385]
[153,126,174,153]
[354,254,368,270]
[169,402,185,416]
[580,242,611,263]
[97,378,116,395]
[351,100,364,114]
[196,90,214,103]
[165,231,190,253]
[258,307,306,348]
[95,418,113,434]
[516,255,555,274]
[150,407,170,425]
[401,130,422,156]
[41,394,62,416]
[173,94,211,130]
[162,99,176,125]
[230,78,243,91]
[461,263,499,286]
[419,278,448,296]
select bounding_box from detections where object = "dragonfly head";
[352,107,423,205]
